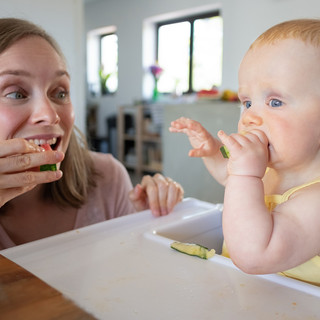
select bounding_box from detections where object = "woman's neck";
[0,185,77,246]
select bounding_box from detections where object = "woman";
[0,18,183,249]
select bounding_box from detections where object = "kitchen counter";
[1,198,320,319]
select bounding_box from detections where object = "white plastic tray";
[2,198,320,319]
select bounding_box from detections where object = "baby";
[170,19,320,286]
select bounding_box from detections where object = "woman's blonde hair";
[0,18,97,208]
[251,19,320,49]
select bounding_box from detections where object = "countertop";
[1,198,320,319]
[0,254,96,319]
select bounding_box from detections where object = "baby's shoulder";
[287,179,320,209]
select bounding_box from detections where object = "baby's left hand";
[218,129,269,178]
[129,173,184,217]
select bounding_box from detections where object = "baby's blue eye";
[269,99,282,107]
[244,101,252,109]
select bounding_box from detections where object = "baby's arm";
[219,129,320,274]
[224,178,320,274]
[169,117,228,186]
[218,129,271,272]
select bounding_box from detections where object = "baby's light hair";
[250,19,320,49]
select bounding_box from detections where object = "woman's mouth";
[27,137,60,150]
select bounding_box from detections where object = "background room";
[2,0,320,203]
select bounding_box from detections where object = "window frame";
[155,10,221,94]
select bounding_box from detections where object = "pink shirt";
[0,152,135,250]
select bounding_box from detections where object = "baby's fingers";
[218,130,241,155]
[188,144,211,157]
[169,117,202,133]
[169,117,190,131]
[247,129,269,146]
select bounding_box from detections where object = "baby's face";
[238,39,320,172]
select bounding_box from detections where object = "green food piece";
[171,241,215,260]
[40,164,57,171]
[220,145,230,158]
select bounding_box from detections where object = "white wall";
[0,0,86,133]
[163,101,240,203]
[85,0,320,136]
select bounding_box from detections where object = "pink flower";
[150,64,163,79]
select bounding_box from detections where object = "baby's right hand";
[0,138,64,207]
[169,117,220,158]
[218,129,269,178]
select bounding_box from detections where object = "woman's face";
[0,36,74,156]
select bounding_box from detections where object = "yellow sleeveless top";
[222,177,320,286]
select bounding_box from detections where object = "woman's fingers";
[0,170,63,189]
[166,178,184,212]
[0,138,64,208]
[0,149,64,173]
[133,173,184,217]
[0,138,42,157]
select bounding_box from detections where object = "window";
[156,12,222,94]
[86,26,118,96]
[100,33,118,94]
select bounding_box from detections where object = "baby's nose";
[241,109,263,127]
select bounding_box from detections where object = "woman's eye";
[57,91,66,99]
[6,91,26,99]
[269,99,282,107]
[53,89,69,101]
[244,101,252,109]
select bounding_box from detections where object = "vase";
[152,79,159,101]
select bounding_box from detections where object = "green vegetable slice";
[220,145,230,158]
[171,241,215,260]
[40,143,57,171]
[40,164,57,171]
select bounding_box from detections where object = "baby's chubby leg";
[169,117,220,157]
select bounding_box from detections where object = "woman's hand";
[0,138,64,207]
[128,173,184,217]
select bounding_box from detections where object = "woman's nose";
[30,98,60,125]
[240,109,263,127]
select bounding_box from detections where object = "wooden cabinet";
[117,105,162,176]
